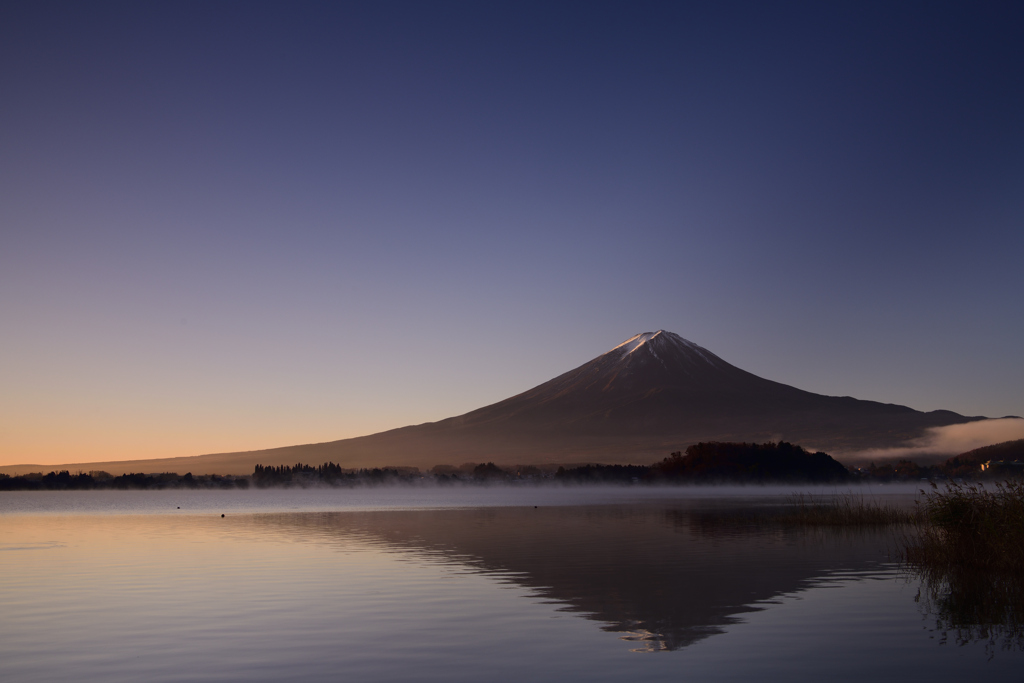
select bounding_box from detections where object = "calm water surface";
[1,487,1020,682]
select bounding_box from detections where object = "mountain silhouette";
[437,330,970,439]
[206,330,982,471]
[0,331,986,475]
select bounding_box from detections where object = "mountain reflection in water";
[248,504,897,651]
[6,496,1024,681]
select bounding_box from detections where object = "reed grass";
[903,480,1024,573]
[777,493,919,526]
[777,485,1024,646]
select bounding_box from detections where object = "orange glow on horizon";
[0,424,380,468]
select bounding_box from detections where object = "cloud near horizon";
[846,417,1024,462]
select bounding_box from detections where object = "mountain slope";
[440,331,947,436]
[205,330,983,469]
[1,331,987,475]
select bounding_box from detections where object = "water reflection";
[248,504,898,651]
[5,500,1024,681]
[913,568,1024,654]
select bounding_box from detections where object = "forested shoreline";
[2,439,1021,491]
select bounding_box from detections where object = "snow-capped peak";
[612,331,664,356]
[609,330,715,365]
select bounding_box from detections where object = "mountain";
[433,330,976,442]
[0,331,987,475]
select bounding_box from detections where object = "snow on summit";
[608,331,718,367]
[613,331,663,356]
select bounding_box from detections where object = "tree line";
[3,439,1019,491]
[252,462,419,487]
[0,470,249,491]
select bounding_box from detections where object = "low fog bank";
[843,417,1024,465]
[0,481,929,517]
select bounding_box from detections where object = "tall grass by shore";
[778,493,919,526]
[778,483,1024,570]
[902,481,1024,650]
[781,484,1024,647]
[903,480,1024,572]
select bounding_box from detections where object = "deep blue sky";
[2,1,1022,463]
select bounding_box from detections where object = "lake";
[1,486,1021,681]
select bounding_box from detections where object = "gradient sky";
[2,1,1022,466]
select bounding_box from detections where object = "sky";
[2,1,1022,466]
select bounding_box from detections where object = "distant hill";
[943,439,1024,478]
[1,331,988,475]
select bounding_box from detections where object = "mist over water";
[0,483,927,516]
